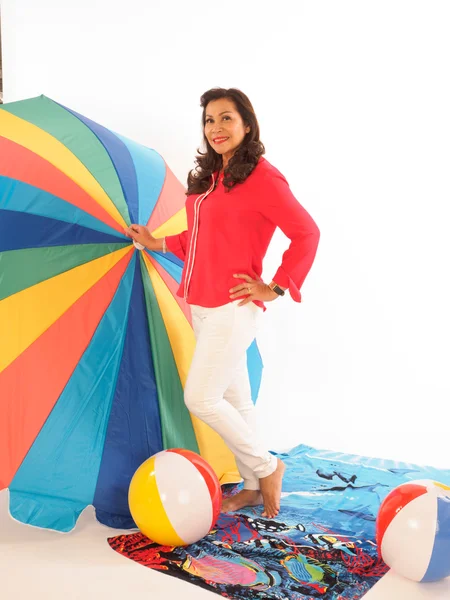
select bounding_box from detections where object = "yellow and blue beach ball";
[376,479,450,582]
[129,448,222,546]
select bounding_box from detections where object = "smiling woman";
[187,88,265,194]
[204,100,250,167]
[125,87,321,520]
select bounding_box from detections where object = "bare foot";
[259,458,285,519]
[221,489,263,513]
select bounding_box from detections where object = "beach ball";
[128,448,222,546]
[376,480,450,582]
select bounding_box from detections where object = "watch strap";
[269,281,285,296]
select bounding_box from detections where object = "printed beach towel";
[108,444,450,599]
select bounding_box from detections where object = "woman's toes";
[262,503,279,519]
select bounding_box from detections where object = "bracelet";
[162,237,167,254]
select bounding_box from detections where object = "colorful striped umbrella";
[0,95,263,532]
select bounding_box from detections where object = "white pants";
[185,300,277,490]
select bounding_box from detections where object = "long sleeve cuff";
[165,233,187,261]
[272,267,302,303]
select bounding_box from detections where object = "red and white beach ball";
[376,480,450,582]
[129,449,222,546]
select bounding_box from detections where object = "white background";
[2,0,450,468]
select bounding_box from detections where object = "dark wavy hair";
[186,88,265,195]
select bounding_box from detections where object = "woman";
[125,88,320,519]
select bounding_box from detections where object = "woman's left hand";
[229,274,279,306]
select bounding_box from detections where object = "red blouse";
[165,157,320,310]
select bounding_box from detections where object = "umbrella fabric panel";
[93,258,165,529]
[247,339,263,403]
[147,253,191,324]
[0,243,129,301]
[8,255,136,532]
[146,166,187,233]
[142,253,195,387]
[0,136,126,235]
[61,104,139,224]
[139,256,200,454]
[0,176,128,241]
[115,133,166,226]
[0,248,133,490]
[0,99,127,227]
[150,250,184,282]
[151,206,187,240]
[147,251,182,282]
[0,209,125,252]
[0,245,132,374]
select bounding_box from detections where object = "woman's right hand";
[125,224,159,250]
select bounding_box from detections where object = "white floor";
[1,491,449,600]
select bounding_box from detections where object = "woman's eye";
[206,116,231,124]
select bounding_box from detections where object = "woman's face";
[204,98,250,164]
